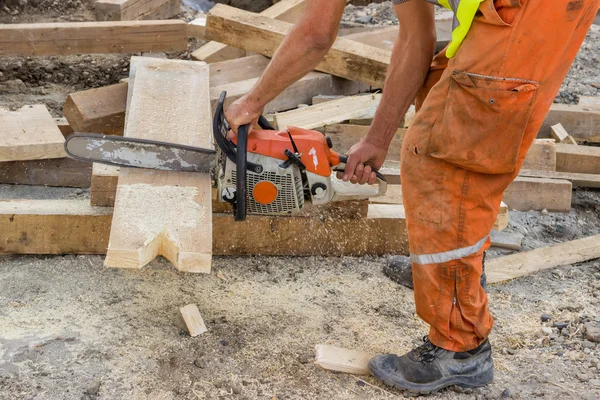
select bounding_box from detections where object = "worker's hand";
[338,138,388,185]
[224,95,264,139]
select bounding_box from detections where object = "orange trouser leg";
[401,0,600,352]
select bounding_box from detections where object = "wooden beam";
[540,103,600,143]
[314,345,373,375]
[0,158,91,188]
[522,139,556,171]
[275,94,381,130]
[90,164,119,206]
[105,57,213,273]
[179,304,208,337]
[205,4,390,87]
[63,82,128,135]
[518,169,600,189]
[487,235,600,284]
[95,0,180,21]
[494,202,509,231]
[555,143,600,175]
[490,230,522,251]
[502,177,572,212]
[191,0,306,63]
[0,200,408,256]
[550,123,578,145]
[209,54,271,87]
[0,105,65,162]
[0,20,187,56]
[322,124,406,161]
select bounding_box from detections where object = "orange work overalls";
[402,0,600,352]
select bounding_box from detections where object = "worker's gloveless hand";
[224,95,264,139]
[338,138,388,185]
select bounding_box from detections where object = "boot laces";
[415,336,445,364]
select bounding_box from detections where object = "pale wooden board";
[522,139,556,171]
[0,200,409,256]
[205,5,390,87]
[490,230,523,251]
[0,158,91,188]
[179,304,208,337]
[0,105,66,162]
[90,163,120,206]
[502,177,572,212]
[105,57,213,273]
[0,20,187,56]
[191,0,306,63]
[95,0,180,21]
[315,344,373,375]
[540,103,600,143]
[322,124,406,161]
[550,123,578,145]
[555,143,600,175]
[518,169,600,189]
[187,14,207,39]
[275,94,381,130]
[487,235,600,284]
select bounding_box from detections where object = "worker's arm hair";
[366,1,436,149]
[243,0,347,113]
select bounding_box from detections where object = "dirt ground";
[1,1,600,400]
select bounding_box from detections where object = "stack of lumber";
[2,1,600,283]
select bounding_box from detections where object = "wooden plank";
[187,14,207,39]
[540,103,600,143]
[0,201,408,256]
[0,105,66,162]
[55,118,74,138]
[191,0,306,63]
[95,0,180,21]
[494,202,509,231]
[490,230,522,251]
[213,72,367,114]
[209,54,271,87]
[550,123,578,145]
[179,304,208,337]
[487,235,600,284]
[105,57,213,273]
[314,345,373,375]
[518,169,600,189]
[63,82,128,136]
[90,163,119,206]
[275,94,381,130]
[322,124,405,161]
[0,158,91,188]
[205,4,391,87]
[555,143,600,175]
[522,139,556,171]
[0,20,187,56]
[502,177,572,212]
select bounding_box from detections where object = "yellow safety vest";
[427,0,484,57]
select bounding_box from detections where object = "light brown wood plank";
[0,158,91,188]
[314,344,373,375]
[540,103,600,143]
[522,139,556,171]
[179,304,208,337]
[518,169,600,189]
[550,123,578,145]
[322,124,406,161]
[487,235,600,284]
[95,0,180,21]
[555,143,600,175]
[502,177,572,212]
[0,20,187,56]
[0,105,66,162]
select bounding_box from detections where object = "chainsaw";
[65,91,387,221]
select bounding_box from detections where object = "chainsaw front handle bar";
[332,155,388,202]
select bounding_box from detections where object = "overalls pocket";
[429,70,539,174]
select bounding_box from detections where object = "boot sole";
[369,361,494,394]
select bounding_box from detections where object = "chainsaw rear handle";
[332,155,387,201]
[235,124,249,221]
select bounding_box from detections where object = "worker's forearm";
[366,32,435,149]
[245,25,334,112]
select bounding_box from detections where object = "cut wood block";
[95,0,181,21]
[191,0,306,63]
[314,344,373,375]
[540,103,600,143]
[55,118,74,138]
[518,169,600,189]
[0,158,91,188]
[490,230,522,251]
[90,163,120,206]
[205,5,391,86]
[187,14,207,38]
[275,93,381,130]
[0,20,187,56]
[522,139,556,171]
[550,123,578,145]
[555,143,600,175]
[0,200,409,256]
[322,124,406,161]
[213,72,367,114]
[487,234,600,284]
[502,177,572,212]
[105,57,213,273]
[0,105,65,162]
[209,54,271,87]
[179,304,208,337]
[63,82,128,136]
[494,202,509,231]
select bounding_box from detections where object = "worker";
[225,0,600,393]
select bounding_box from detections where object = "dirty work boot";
[368,337,494,394]
[383,253,488,292]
